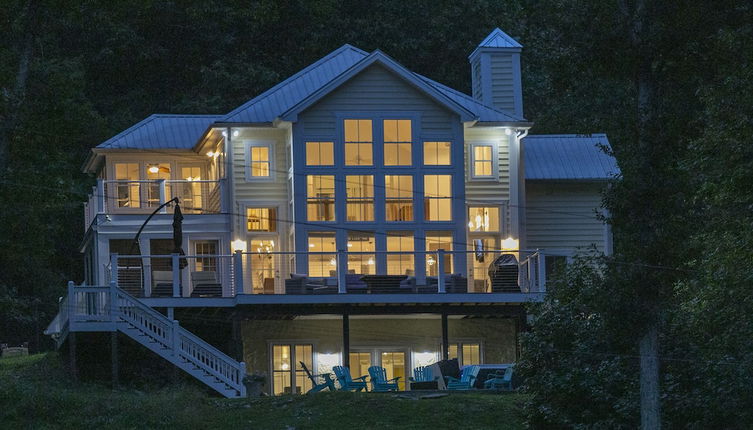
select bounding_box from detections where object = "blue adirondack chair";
[409,366,439,383]
[445,365,480,390]
[333,365,368,391]
[299,361,336,393]
[484,366,514,391]
[368,366,400,392]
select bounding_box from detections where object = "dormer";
[469,28,524,118]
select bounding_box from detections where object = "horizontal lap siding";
[464,127,510,202]
[232,128,289,202]
[525,182,606,253]
[490,55,515,114]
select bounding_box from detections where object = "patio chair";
[368,366,400,392]
[333,365,368,391]
[409,366,439,390]
[299,361,336,394]
[484,366,514,391]
[445,365,480,390]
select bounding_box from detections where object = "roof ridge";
[222,44,369,121]
[478,28,522,49]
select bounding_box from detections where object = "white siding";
[463,127,511,202]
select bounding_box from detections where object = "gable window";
[344,119,373,166]
[383,119,412,166]
[424,141,451,165]
[467,207,500,232]
[306,175,335,221]
[247,207,277,232]
[306,141,334,166]
[424,175,452,221]
[385,175,413,222]
[346,175,374,221]
[470,143,496,179]
[245,141,273,180]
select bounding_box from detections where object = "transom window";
[467,207,500,232]
[246,141,273,180]
[424,141,451,165]
[385,175,413,222]
[383,119,412,166]
[424,175,452,221]
[308,232,336,277]
[346,175,374,221]
[306,175,335,221]
[344,119,373,166]
[387,232,414,276]
[306,141,334,166]
[471,143,495,178]
[347,233,375,274]
[247,207,277,232]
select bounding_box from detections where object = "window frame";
[268,342,316,395]
[468,142,498,180]
[244,140,275,181]
[382,119,413,166]
[305,141,335,166]
[423,175,453,222]
[343,119,374,166]
[423,141,452,166]
[345,175,375,222]
[384,175,414,222]
[306,175,336,222]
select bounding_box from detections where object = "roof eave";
[471,121,533,128]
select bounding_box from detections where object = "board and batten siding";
[463,127,511,203]
[525,182,608,253]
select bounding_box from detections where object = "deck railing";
[108,249,548,298]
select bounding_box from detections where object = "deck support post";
[437,249,446,293]
[441,311,449,361]
[111,331,119,389]
[342,313,350,368]
[172,253,180,297]
[69,332,78,382]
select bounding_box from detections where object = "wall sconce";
[501,237,519,251]
[231,239,247,253]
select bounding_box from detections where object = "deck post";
[109,279,118,323]
[172,320,180,357]
[342,313,350,368]
[67,281,75,331]
[536,251,547,293]
[441,312,449,361]
[172,253,180,297]
[96,178,105,213]
[233,250,244,296]
[111,331,119,389]
[159,179,167,213]
[110,253,119,289]
[437,249,446,293]
[337,249,347,294]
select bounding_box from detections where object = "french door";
[349,349,407,390]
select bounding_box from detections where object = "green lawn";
[0,353,525,429]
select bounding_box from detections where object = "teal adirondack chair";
[368,366,400,392]
[484,366,514,391]
[299,361,336,393]
[445,365,480,390]
[409,366,439,383]
[333,365,368,391]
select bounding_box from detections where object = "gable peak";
[478,28,522,49]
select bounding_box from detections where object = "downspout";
[514,129,529,252]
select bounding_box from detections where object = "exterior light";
[233,130,240,137]
[221,131,228,137]
[501,237,519,251]
[505,128,512,136]
[231,239,247,252]
[148,165,159,174]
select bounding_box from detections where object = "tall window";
[383,119,412,166]
[308,232,336,277]
[344,119,373,165]
[448,342,481,366]
[424,175,452,221]
[471,144,495,178]
[246,142,273,179]
[306,141,334,166]
[271,344,313,395]
[385,175,413,221]
[145,163,171,207]
[467,207,500,232]
[114,163,140,208]
[424,141,451,165]
[346,175,374,221]
[347,233,375,275]
[425,231,453,275]
[306,175,335,221]
[247,207,277,232]
[387,233,414,275]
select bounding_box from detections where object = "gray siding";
[525,182,607,253]
[490,55,515,114]
[464,127,511,201]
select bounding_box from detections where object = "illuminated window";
[467,207,500,232]
[425,231,453,275]
[424,141,451,165]
[387,233,414,275]
[347,233,375,275]
[424,175,452,221]
[114,163,140,208]
[272,344,313,395]
[308,232,336,277]
[145,163,171,207]
[383,119,412,166]
[448,342,481,366]
[471,144,495,178]
[245,141,273,179]
[346,175,374,221]
[306,141,334,166]
[306,175,335,221]
[194,241,218,272]
[385,175,413,221]
[246,207,277,232]
[344,119,373,165]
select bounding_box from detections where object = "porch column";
[441,312,449,361]
[342,313,350,367]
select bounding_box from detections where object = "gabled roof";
[478,28,523,49]
[280,50,477,122]
[220,44,369,123]
[96,114,222,150]
[525,134,619,180]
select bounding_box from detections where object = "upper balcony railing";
[103,249,553,300]
[84,179,227,230]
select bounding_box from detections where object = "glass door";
[250,238,277,293]
[349,351,372,382]
[352,349,407,390]
[380,351,407,391]
[469,237,499,292]
[179,165,204,213]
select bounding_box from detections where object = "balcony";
[104,250,552,302]
[84,179,226,230]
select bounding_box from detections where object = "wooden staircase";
[44,282,246,398]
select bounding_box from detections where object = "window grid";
[305,141,334,166]
[385,175,413,221]
[423,141,451,165]
[383,119,412,166]
[347,233,376,274]
[424,175,453,221]
[250,146,271,177]
[247,207,277,232]
[346,175,374,222]
[472,144,494,178]
[386,232,415,275]
[344,119,373,166]
[306,175,335,222]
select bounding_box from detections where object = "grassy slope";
[0,353,525,429]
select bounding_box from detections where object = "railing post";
[537,251,547,293]
[109,279,118,324]
[97,179,105,213]
[437,249,446,293]
[172,320,180,357]
[110,253,119,289]
[240,362,247,397]
[172,253,181,297]
[159,179,167,213]
[220,178,229,213]
[337,249,347,294]
[67,281,76,330]
[233,251,244,296]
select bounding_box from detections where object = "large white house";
[48,28,617,397]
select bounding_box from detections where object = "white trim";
[243,140,276,182]
[267,341,316,395]
[468,141,499,181]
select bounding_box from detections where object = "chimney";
[469,28,523,118]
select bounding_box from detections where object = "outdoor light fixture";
[233,130,239,137]
[505,128,513,136]
[221,130,228,137]
[231,239,247,252]
[501,237,519,251]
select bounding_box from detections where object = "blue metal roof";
[525,134,619,180]
[96,114,221,150]
[477,28,523,49]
